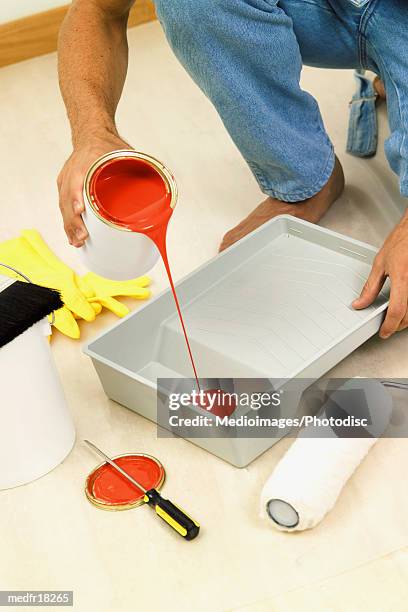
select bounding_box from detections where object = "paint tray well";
[84,216,389,466]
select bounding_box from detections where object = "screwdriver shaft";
[84,439,147,494]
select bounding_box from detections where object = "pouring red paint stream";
[89,156,201,384]
[89,155,236,417]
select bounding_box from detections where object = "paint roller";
[260,379,393,531]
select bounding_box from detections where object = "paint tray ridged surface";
[84,216,389,466]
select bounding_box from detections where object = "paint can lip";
[83,149,178,233]
[85,452,166,511]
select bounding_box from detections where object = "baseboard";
[0,1,157,69]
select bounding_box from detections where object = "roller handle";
[144,489,200,541]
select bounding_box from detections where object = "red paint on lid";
[86,454,165,509]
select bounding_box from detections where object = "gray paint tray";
[84,215,389,467]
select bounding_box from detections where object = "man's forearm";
[58,0,133,148]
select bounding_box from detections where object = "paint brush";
[84,440,200,541]
[0,278,62,348]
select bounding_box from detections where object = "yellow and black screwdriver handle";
[144,489,200,541]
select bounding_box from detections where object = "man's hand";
[57,131,131,247]
[353,214,408,339]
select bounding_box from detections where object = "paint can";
[80,150,178,280]
[0,272,75,490]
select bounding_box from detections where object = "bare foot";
[374,76,386,101]
[219,156,345,252]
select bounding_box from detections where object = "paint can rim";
[83,149,178,233]
[85,452,166,511]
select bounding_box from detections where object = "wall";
[0,1,67,25]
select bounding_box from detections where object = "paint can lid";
[85,453,165,511]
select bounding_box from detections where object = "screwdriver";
[84,440,200,541]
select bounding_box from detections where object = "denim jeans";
[153,0,408,201]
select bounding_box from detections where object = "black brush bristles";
[0,280,63,348]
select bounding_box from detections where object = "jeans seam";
[281,0,334,15]
[357,0,380,70]
[249,145,335,201]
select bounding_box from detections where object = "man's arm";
[57,0,135,246]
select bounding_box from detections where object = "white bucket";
[0,277,75,489]
[79,150,178,281]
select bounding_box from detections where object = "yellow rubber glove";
[53,306,80,339]
[0,231,152,337]
[52,294,101,337]
[0,235,95,339]
[78,272,151,318]
[0,242,81,339]
[89,296,130,317]
[74,273,128,316]
[73,302,103,319]
[21,230,96,322]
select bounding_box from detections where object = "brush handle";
[144,489,200,541]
